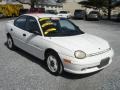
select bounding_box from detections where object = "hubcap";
[7,37,12,48]
[47,55,58,73]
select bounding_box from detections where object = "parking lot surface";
[0,18,120,90]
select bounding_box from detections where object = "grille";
[97,57,110,68]
[87,48,111,57]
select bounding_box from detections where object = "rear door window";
[14,15,27,30]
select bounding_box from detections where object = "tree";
[30,0,66,8]
[112,1,120,8]
[56,0,66,3]
[108,0,112,20]
[79,0,112,20]
[30,0,47,8]
[30,0,37,8]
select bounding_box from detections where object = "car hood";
[49,34,110,54]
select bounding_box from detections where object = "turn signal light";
[64,59,71,64]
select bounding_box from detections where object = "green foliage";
[56,0,66,3]
[79,0,109,9]
[79,0,113,19]
[30,0,37,8]
[30,0,47,8]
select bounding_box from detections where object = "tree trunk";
[31,0,36,8]
[108,0,112,20]
[31,3,35,8]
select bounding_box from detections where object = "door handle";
[23,34,26,36]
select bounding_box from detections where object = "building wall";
[36,4,63,12]
[22,3,30,9]
[44,6,63,12]
[63,2,84,15]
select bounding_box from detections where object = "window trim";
[25,16,42,36]
[14,15,42,36]
[38,18,84,37]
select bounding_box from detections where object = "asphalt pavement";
[0,18,120,90]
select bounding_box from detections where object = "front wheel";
[46,52,63,76]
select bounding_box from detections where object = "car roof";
[24,13,58,18]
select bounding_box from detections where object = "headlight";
[74,50,86,59]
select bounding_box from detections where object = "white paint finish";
[57,11,71,18]
[5,14,114,74]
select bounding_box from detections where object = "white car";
[5,14,114,75]
[58,11,71,18]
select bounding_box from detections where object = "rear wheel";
[7,35,15,50]
[46,51,63,76]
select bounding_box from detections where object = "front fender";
[42,38,75,59]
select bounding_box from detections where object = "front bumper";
[59,49,114,74]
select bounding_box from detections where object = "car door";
[22,16,45,59]
[12,15,28,49]
[12,15,45,59]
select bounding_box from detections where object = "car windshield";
[75,10,83,13]
[59,11,67,14]
[39,17,84,37]
[46,10,57,14]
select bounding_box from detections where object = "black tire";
[97,16,100,21]
[7,35,15,50]
[46,51,63,76]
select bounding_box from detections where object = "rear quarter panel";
[5,20,14,35]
